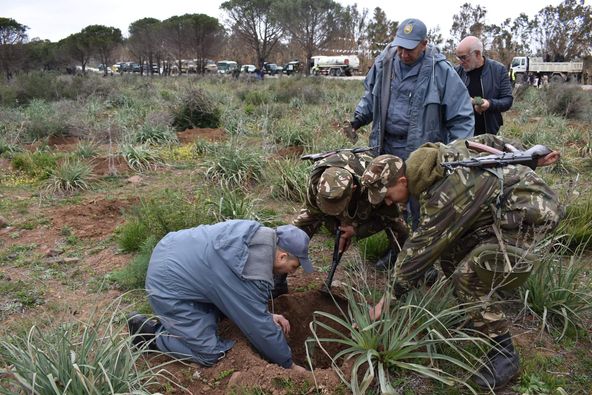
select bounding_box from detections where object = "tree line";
[1,0,591,80]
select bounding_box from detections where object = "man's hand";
[289,363,308,372]
[537,150,560,167]
[341,121,358,143]
[272,314,290,336]
[472,97,490,114]
[338,224,355,253]
[368,296,386,321]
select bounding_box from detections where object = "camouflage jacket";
[294,151,402,238]
[396,135,563,287]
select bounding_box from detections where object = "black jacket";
[456,58,513,134]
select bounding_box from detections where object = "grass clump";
[120,144,160,172]
[116,190,211,252]
[271,118,314,148]
[171,88,221,131]
[205,143,264,187]
[110,236,158,290]
[266,159,310,202]
[10,150,58,179]
[45,158,94,193]
[134,124,178,146]
[0,304,179,394]
[307,275,487,394]
[207,186,277,226]
[556,200,592,250]
[519,251,592,340]
[357,231,391,262]
[74,140,99,159]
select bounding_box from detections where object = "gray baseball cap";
[392,18,427,49]
[276,225,313,273]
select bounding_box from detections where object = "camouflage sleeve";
[394,169,500,289]
[355,204,403,240]
[292,207,325,238]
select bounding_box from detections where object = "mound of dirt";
[157,290,350,394]
[177,128,227,144]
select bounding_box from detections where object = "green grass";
[45,158,94,193]
[307,271,488,394]
[519,249,592,340]
[0,301,181,394]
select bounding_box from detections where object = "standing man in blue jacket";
[343,18,474,266]
[455,36,514,135]
[129,220,313,372]
[345,18,474,160]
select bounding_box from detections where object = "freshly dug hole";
[270,290,349,368]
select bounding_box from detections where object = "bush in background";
[171,88,221,131]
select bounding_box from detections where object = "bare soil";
[2,130,591,394]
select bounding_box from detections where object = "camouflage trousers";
[441,228,535,337]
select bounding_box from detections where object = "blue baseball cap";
[276,225,313,273]
[392,18,427,49]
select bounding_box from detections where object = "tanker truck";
[510,56,584,83]
[310,55,360,76]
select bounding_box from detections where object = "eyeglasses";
[456,50,475,61]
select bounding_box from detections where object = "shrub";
[171,88,221,131]
[45,158,94,193]
[542,83,592,120]
[0,303,178,394]
[23,99,70,140]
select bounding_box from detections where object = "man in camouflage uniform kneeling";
[361,135,563,390]
[273,150,408,296]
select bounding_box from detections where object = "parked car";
[283,60,301,75]
[263,63,279,75]
[241,64,256,73]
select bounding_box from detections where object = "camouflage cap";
[361,155,405,205]
[316,167,354,216]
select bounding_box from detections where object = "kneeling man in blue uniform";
[128,220,313,372]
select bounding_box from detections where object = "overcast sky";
[2,0,573,43]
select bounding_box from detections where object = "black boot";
[375,250,395,271]
[127,312,160,350]
[473,332,520,390]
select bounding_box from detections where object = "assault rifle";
[301,146,376,162]
[441,141,552,171]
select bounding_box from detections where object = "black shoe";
[375,250,394,271]
[127,311,160,350]
[473,333,520,390]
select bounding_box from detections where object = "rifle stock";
[301,146,376,161]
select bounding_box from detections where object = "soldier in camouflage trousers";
[273,151,408,297]
[361,134,563,390]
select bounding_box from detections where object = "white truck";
[510,56,583,83]
[311,55,360,76]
